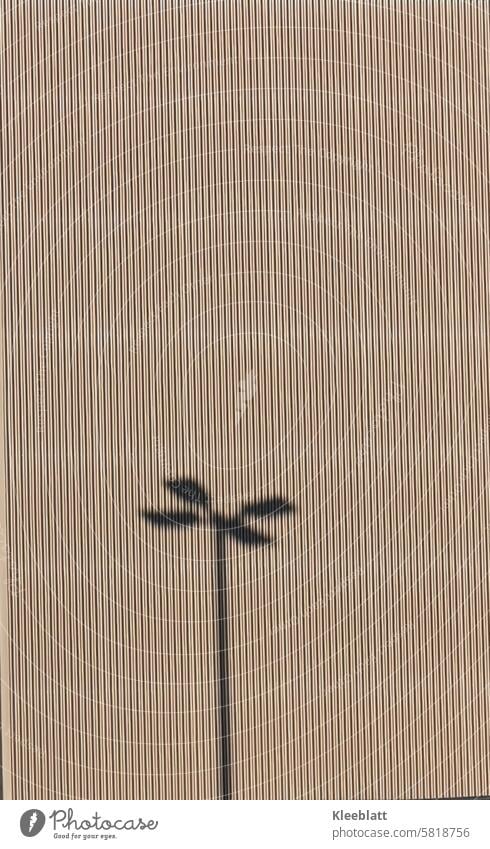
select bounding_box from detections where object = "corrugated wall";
[1,0,490,799]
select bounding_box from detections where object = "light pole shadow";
[142,477,294,800]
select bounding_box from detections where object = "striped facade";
[1,0,489,799]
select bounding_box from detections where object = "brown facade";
[1,1,490,799]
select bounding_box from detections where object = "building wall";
[1,0,489,799]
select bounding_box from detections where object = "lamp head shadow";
[142,478,294,547]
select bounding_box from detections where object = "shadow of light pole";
[142,477,294,800]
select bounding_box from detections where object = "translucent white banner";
[0,799,488,847]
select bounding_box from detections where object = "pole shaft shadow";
[216,529,231,800]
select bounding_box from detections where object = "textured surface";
[1,0,490,799]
